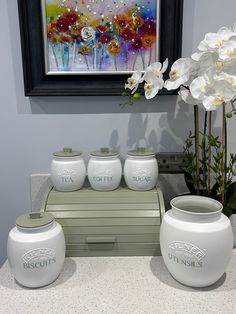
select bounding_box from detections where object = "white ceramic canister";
[7,212,65,288]
[51,148,86,191]
[124,147,158,191]
[87,148,122,191]
[160,195,233,287]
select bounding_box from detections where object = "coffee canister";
[51,148,86,191]
[124,147,158,191]
[160,195,233,287]
[87,147,122,191]
[7,212,65,288]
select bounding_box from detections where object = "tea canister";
[87,148,122,191]
[160,195,233,287]
[124,147,158,191]
[7,212,65,288]
[51,148,86,191]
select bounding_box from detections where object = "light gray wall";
[0,0,236,265]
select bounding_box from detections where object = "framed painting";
[17,0,183,96]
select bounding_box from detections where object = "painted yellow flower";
[132,16,144,29]
[107,41,121,55]
[142,35,155,48]
[78,45,92,55]
[70,23,81,35]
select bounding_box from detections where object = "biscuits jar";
[7,212,65,288]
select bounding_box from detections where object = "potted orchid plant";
[122,22,236,223]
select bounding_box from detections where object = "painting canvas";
[42,0,160,73]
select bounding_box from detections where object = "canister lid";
[16,212,54,228]
[127,147,155,157]
[90,147,118,157]
[53,148,82,157]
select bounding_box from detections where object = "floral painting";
[43,0,159,73]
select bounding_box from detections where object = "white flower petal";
[125,71,143,93]
[178,87,199,105]
[161,58,169,74]
[219,41,236,60]
[191,51,205,61]
[144,72,164,99]
[189,76,209,100]
[202,96,217,111]
[198,40,208,52]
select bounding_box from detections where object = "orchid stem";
[221,103,226,204]
[207,111,212,196]
[194,105,200,194]
[202,111,208,192]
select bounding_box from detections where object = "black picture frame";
[17,0,183,96]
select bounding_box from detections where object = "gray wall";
[0,0,236,265]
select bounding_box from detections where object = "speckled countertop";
[0,251,236,314]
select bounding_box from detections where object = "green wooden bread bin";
[41,182,165,257]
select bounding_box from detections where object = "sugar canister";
[87,147,122,191]
[124,147,158,191]
[51,148,86,191]
[7,212,65,288]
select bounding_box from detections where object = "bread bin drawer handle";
[86,237,116,243]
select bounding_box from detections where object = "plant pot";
[229,214,236,248]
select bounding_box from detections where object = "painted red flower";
[120,29,134,42]
[56,16,70,33]
[98,34,112,44]
[65,12,79,25]
[142,19,156,36]
[96,25,109,33]
[131,37,143,50]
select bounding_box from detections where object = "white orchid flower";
[198,27,236,51]
[178,86,200,106]
[219,40,236,61]
[190,74,235,110]
[164,58,193,90]
[202,82,236,110]
[144,58,168,79]
[215,72,236,90]
[190,75,212,100]
[125,71,142,94]
[144,71,164,99]
[81,27,96,41]
[193,27,236,61]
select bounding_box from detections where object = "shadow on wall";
[27,94,176,115]
[106,98,196,206]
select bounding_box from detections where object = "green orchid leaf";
[225,182,236,213]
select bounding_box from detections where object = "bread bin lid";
[90,147,118,157]
[53,148,82,157]
[16,212,54,228]
[127,147,155,157]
